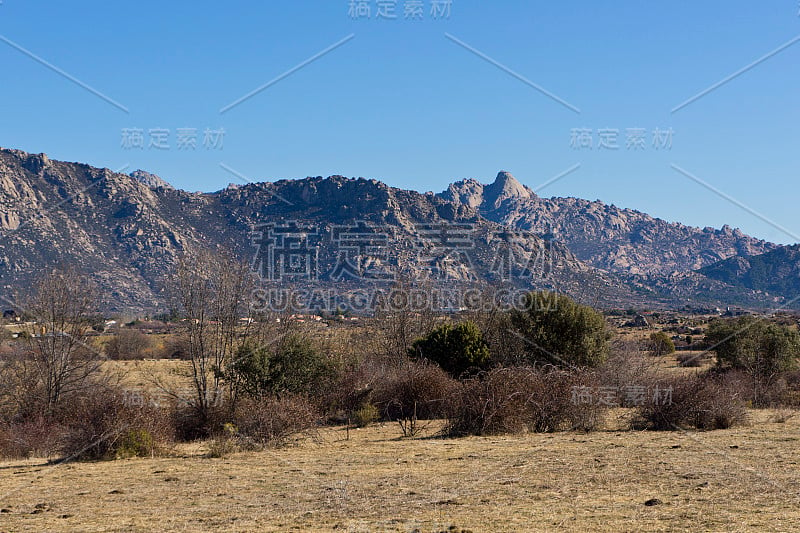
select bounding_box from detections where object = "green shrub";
[649,331,675,356]
[226,335,337,398]
[352,403,379,427]
[706,316,800,377]
[116,428,156,458]
[409,320,491,378]
[510,291,611,368]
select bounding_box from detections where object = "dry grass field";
[2,410,799,532]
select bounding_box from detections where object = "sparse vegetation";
[444,367,603,437]
[104,328,154,360]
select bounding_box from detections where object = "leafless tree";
[376,277,437,362]
[17,266,101,416]
[174,248,253,421]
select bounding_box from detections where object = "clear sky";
[0,1,798,244]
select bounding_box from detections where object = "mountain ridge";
[0,147,788,313]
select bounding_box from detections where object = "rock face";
[0,148,789,313]
[440,176,776,277]
[130,170,174,190]
[0,151,610,313]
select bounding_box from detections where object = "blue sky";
[0,1,798,244]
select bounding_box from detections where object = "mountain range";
[0,147,794,314]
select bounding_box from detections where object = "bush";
[57,386,174,460]
[321,357,380,423]
[0,385,174,460]
[677,351,711,367]
[0,416,65,459]
[706,316,800,377]
[444,367,605,437]
[632,373,747,431]
[510,291,611,368]
[172,402,226,441]
[409,320,491,378]
[225,335,337,399]
[693,373,749,430]
[233,395,319,447]
[371,360,457,437]
[0,385,174,461]
[597,338,659,391]
[116,428,157,459]
[351,403,379,427]
[105,329,154,360]
[649,331,676,356]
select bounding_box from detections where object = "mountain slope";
[698,245,800,301]
[0,148,788,313]
[0,150,625,313]
[441,172,777,276]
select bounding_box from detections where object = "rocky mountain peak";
[130,170,174,190]
[439,171,535,210]
[483,171,534,207]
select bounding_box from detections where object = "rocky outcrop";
[130,170,174,190]
[441,174,777,277]
[0,148,789,313]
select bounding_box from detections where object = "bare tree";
[174,248,253,422]
[18,266,100,416]
[376,277,437,362]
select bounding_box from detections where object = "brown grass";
[1,410,799,531]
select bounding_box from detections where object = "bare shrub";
[56,385,174,461]
[159,335,191,360]
[233,395,319,447]
[374,277,438,362]
[706,368,797,408]
[321,361,376,424]
[0,416,65,459]
[692,373,748,430]
[769,409,796,423]
[597,338,659,391]
[371,360,457,437]
[775,370,800,407]
[631,376,699,431]
[18,266,102,416]
[444,367,605,437]
[677,351,711,367]
[173,249,254,425]
[632,373,747,431]
[105,329,154,360]
[172,402,227,442]
[0,384,174,460]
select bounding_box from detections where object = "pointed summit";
[483,171,533,207]
[130,169,174,190]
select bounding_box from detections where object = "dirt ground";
[1,410,799,532]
